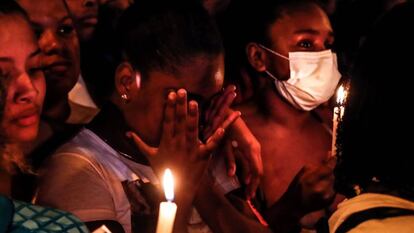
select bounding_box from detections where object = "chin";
[13,128,38,144]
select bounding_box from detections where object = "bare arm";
[194,173,272,233]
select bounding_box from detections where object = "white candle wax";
[156,169,177,233]
[156,201,177,233]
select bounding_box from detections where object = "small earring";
[121,94,129,103]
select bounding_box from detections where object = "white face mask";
[258,44,341,111]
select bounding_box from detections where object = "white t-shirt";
[67,75,99,124]
[35,128,239,233]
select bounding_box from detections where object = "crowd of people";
[1,0,413,233]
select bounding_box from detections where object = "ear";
[246,42,267,72]
[115,62,140,97]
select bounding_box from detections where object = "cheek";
[35,78,46,107]
[65,36,80,64]
[66,4,83,19]
[270,58,290,80]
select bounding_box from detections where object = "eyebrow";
[0,57,14,63]
[30,15,72,29]
[294,29,334,37]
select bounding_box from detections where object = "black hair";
[335,2,414,198]
[117,0,223,77]
[0,0,27,16]
[83,0,223,102]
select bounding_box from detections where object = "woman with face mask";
[221,0,341,232]
[0,2,89,232]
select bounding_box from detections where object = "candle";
[156,169,177,233]
[331,85,347,156]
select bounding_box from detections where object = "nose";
[15,73,38,104]
[38,30,62,55]
[83,0,98,8]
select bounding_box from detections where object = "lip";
[81,15,98,26]
[13,108,40,127]
[43,61,71,75]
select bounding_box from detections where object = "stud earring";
[121,94,129,103]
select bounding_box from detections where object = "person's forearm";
[194,174,272,233]
[173,191,196,233]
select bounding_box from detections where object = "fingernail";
[218,128,225,135]
[168,92,176,100]
[125,132,132,138]
[189,101,198,110]
[231,140,238,148]
[178,89,186,97]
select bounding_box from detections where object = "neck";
[259,82,312,128]
[42,96,71,123]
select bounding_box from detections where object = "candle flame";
[336,85,347,105]
[163,169,174,201]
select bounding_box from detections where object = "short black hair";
[117,0,223,77]
[335,2,414,198]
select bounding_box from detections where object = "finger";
[206,85,236,120]
[224,141,236,176]
[206,94,237,135]
[199,127,225,158]
[160,91,177,144]
[204,95,219,125]
[126,131,157,157]
[239,153,252,186]
[244,146,262,199]
[175,89,188,139]
[187,100,199,147]
[205,85,235,124]
[206,86,236,127]
[246,173,260,199]
[221,111,241,130]
[205,111,240,138]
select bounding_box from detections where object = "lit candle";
[331,85,347,156]
[156,169,177,233]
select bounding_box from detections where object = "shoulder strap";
[335,207,414,233]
